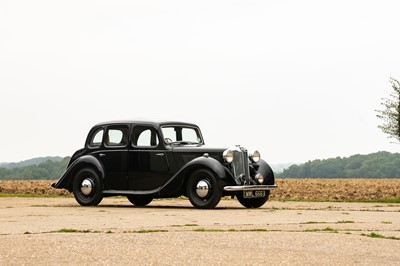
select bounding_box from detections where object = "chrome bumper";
[223,184,278,192]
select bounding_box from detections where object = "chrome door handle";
[99,153,106,157]
[155,153,164,156]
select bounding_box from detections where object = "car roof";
[93,120,199,128]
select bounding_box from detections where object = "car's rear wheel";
[127,195,153,206]
[187,169,221,209]
[73,168,103,206]
[236,191,270,208]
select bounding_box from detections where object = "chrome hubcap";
[81,178,93,196]
[196,180,210,198]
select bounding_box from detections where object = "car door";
[95,125,129,190]
[128,126,170,190]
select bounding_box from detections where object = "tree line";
[2,151,400,179]
[0,157,70,180]
[277,151,400,178]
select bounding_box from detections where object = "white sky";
[1,0,399,164]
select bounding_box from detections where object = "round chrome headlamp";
[249,150,261,163]
[223,149,234,163]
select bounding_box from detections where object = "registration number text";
[243,190,266,198]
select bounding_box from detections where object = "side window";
[89,129,104,147]
[133,127,159,147]
[105,126,129,147]
[182,128,200,142]
[162,127,176,142]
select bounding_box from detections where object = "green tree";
[376,78,400,142]
[278,151,400,178]
[0,157,70,180]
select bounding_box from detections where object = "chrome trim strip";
[223,185,278,192]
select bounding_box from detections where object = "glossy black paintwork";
[53,120,274,198]
[128,148,170,190]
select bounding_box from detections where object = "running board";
[102,189,159,196]
[223,184,278,192]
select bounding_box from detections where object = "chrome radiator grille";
[231,148,250,184]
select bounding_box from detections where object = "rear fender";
[52,155,105,191]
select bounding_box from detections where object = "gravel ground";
[1,197,400,265]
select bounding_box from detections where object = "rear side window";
[105,126,129,147]
[132,126,159,147]
[89,129,104,147]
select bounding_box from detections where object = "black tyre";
[127,195,153,206]
[72,168,103,206]
[186,169,222,209]
[237,191,270,208]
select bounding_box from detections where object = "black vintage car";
[52,120,277,208]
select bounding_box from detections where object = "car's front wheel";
[127,195,153,206]
[72,168,103,206]
[236,191,270,208]
[187,169,221,209]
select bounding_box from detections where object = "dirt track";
[1,197,400,265]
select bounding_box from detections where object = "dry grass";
[271,178,400,201]
[0,179,400,201]
[0,180,71,196]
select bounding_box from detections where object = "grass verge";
[52,228,101,233]
[361,232,400,240]
[305,227,339,233]
[124,229,168,233]
[278,198,400,204]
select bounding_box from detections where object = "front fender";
[159,155,228,196]
[52,155,105,191]
[183,156,227,179]
[255,159,275,185]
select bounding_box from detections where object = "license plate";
[243,190,266,199]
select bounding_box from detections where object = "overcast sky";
[1,0,399,164]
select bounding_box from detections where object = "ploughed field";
[1,178,400,201]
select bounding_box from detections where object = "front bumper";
[223,184,278,192]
